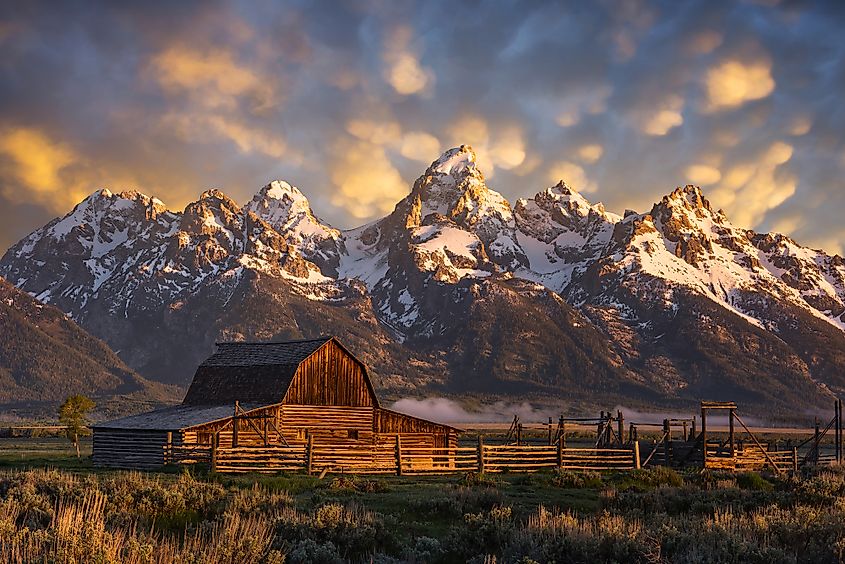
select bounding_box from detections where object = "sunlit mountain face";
[3,145,845,416]
[0,1,844,259]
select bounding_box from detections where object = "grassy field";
[2,436,845,563]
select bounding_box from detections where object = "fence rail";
[170,439,640,475]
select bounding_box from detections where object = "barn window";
[347,430,359,440]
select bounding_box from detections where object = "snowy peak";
[247,181,313,227]
[407,145,498,221]
[245,180,343,276]
[429,144,478,177]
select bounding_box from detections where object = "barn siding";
[280,404,375,445]
[283,341,375,406]
[92,429,177,469]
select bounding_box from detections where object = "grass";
[2,437,845,562]
[0,437,93,470]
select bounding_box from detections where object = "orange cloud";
[161,113,287,159]
[709,141,795,227]
[328,138,408,220]
[383,26,434,96]
[400,131,441,162]
[704,59,775,111]
[685,164,721,186]
[576,144,604,164]
[547,160,596,193]
[640,95,684,136]
[0,127,74,194]
[151,46,275,111]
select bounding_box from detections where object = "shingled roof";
[92,403,264,431]
[181,337,335,406]
[202,337,333,367]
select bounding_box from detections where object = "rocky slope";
[0,277,176,417]
[2,145,844,416]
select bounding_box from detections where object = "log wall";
[92,429,178,469]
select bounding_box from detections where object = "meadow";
[1,437,845,563]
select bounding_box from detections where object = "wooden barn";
[92,336,459,470]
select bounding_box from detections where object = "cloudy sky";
[1,0,844,254]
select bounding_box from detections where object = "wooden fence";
[169,439,640,475]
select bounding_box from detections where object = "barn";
[92,336,459,469]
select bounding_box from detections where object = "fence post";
[792,446,799,475]
[836,399,845,463]
[517,423,522,446]
[477,435,485,474]
[561,420,567,449]
[557,435,563,468]
[306,435,314,475]
[548,417,553,446]
[395,434,403,476]
[663,419,671,466]
[729,409,735,458]
[634,440,641,470]
[814,417,820,466]
[232,401,240,448]
[210,433,218,474]
[617,410,625,445]
[165,431,172,464]
[836,399,842,464]
[701,408,707,469]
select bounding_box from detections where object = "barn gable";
[283,338,378,407]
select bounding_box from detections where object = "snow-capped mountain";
[2,146,844,415]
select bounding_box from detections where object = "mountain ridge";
[2,145,844,418]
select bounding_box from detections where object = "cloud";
[0,127,74,198]
[576,144,604,164]
[547,160,596,193]
[150,46,275,111]
[709,141,795,227]
[382,26,434,96]
[346,119,402,146]
[640,95,685,136]
[685,30,723,55]
[489,128,527,170]
[685,164,722,185]
[400,131,441,162]
[787,116,812,136]
[328,137,408,220]
[704,58,775,111]
[161,113,287,159]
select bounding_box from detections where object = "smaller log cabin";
[93,336,459,469]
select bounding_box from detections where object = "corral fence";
[169,436,641,475]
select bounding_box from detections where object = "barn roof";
[181,336,356,406]
[202,337,332,367]
[91,403,264,431]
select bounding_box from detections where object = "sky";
[1,0,844,254]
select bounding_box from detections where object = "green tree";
[58,394,95,458]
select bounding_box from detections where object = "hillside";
[0,277,178,418]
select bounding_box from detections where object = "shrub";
[551,470,602,489]
[736,472,774,492]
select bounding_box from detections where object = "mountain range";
[2,145,844,418]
